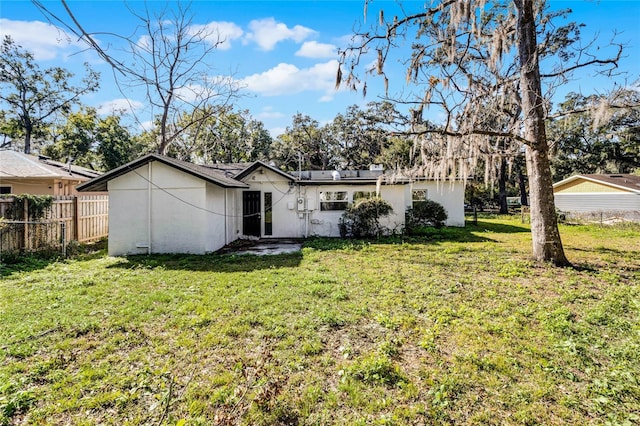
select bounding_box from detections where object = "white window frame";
[320,191,348,211]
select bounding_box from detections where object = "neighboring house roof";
[76,153,250,192]
[0,150,101,180]
[553,174,640,194]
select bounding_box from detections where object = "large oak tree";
[338,0,623,265]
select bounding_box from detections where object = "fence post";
[73,196,79,240]
[23,198,29,251]
[60,222,67,257]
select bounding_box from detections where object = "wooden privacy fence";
[0,195,108,254]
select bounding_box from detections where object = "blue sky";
[1,0,638,137]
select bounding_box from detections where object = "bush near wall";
[405,200,448,234]
[339,198,394,238]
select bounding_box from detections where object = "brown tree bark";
[498,158,508,214]
[515,0,570,266]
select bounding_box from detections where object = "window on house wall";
[353,191,377,203]
[412,189,427,205]
[320,191,348,211]
[0,186,11,195]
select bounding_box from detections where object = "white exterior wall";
[107,161,214,255]
[297,183,462,238]
[409,181,466,227]
[300,184,354,237]
[236,168,301,238]
[205,184,233,252]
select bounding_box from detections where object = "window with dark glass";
[412,189,427,205]
[353,191,377,203]
[320,191,348,211]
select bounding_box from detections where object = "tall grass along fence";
[0,195,108,256]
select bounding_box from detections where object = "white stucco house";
[77,154,465,255]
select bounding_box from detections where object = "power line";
[130,166,294,219]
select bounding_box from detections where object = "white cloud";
[189,21,243,50]
[136,35,152,51]
[0,18,84,60]
[256,107,285,120]
[139,120,155,132]
[96,99,144,116]
[268,127,287,138]
[244,18,316,51]
[241,60,339,97]
[295,41,337,59]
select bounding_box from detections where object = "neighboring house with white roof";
[77,153,465,255]
[553,174,640,217]
[0,150,102,196]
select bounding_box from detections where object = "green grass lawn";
[1,217,639,425]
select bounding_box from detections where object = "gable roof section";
[76,153,249,192]
[554,174,640,194]
[234,160,295,181]
[0,150,101,180]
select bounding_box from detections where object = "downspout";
[224,188,228,245]
[148,162,152,254]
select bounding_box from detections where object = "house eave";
[554,174,640,195]
[77,154,249,192]
[234,161,296,181]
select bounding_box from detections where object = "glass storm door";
[243,191,261,237]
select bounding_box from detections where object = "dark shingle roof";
[77,153,249,192]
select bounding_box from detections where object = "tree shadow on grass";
[0,241,108,278]
[567,246,640,273]
[0,255,60,278]
[106,251,303,273]
[305,220,530,251]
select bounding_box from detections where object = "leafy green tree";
[326,102,400,169]
[0,36,99,154]
[168,107,272,164]
[272,114,331,171]
[96,115,144,170]
[42,107,99,168]
[549,90,640,180]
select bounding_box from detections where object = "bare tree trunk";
[24,130,32,154]
[515,0,569,266]
[498,158,508,214]
[24,117,33,154]
[518,165,528,206]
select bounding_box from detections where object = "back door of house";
[243,191,261,237]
